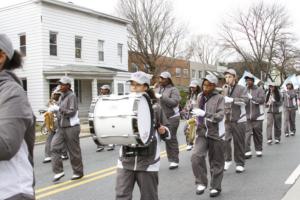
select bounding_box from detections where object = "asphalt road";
[34,117,300,200]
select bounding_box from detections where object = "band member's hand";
[224,96,234,103]
[158,125,166,134]
[247,93,252,99]
[191,108,205,117]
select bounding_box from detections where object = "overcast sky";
[1,0,300,41]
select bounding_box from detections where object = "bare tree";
[187,34,223,65]
[117,0,186,74]
[220,2,295,81]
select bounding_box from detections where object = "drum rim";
[136,93,154,146]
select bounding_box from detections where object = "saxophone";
[185,117,197,144]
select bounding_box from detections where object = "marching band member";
[223,69,248,173]
[0,34,36,200]
[183,80,201,151]
[91,85,115,152]
[283,81,297,137]
[115,71,170,200]
[244,74,266,159]
[191,74,225,197]
[155,71,181,169]
[50,76,84,182]
[43,87,68,163]
[266,82,283,144]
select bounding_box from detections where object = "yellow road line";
[36,144,187,199]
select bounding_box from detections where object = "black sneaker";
[96,146,104,152]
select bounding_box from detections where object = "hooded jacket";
[283,89,298,110]
[117,102,170,172]
[0,70,35,200]
[246,85,266,121]
[195,91,225,140]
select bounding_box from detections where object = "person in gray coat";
[50,76,84,182]
[222,69,248,173]
[0,34,36,200]
[266,82,283,144]
[244,74,266,159]
[155,71,181,169]
[283,81,297,137]
[191,74,225,197]
[115,71,170,200]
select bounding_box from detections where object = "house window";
[49,32,57,56]
[198,71,202,78]
[19,34,26,56]
[74,79,82,103]
[117,43,123,63]
[75,36,82,59]
[183,69,189,78]
[131,63,139,72]
[176,68,181,77]
[117,83,124,95]
[98,40,104,61]
[192,70,196,78]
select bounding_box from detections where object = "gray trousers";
[51,125,83,175]
[245,120,263,152]
[115,168,158,200]
[45,131,67,157]
[191,134,224,190]
[284,109,296,134]
[266,113,282,141]
[224,122,246,166]
[165,116,180,163]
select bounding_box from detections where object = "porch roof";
[43,65,129,79]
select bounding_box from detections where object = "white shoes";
[169,162,179,170]
[43,157,51,163]
[224,161,232,171]
[256,151,262,157]
[275,139,280,144]
[236,166,245,173]
[196,184,206,195]
[290,132,295,136]
[244,151,252,159]
[53,172,65,182]
[267,140,272,144]
[210,189,221,197]
[186,145,193,151]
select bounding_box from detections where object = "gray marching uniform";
[266,92,283,141]
[224,84,248,167]
[51,90,84,176]
[283,90,297,135]
[115,103,170,200]
[191,91,225,191]
[156,84,181,164]
[245,85,266,153]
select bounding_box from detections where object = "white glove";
[191,108,205,117]
[48,104,59,112]
[155,93,162,98]
[224,96,234,103]
[247,93,252,99]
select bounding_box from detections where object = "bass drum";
[93,93,154,146]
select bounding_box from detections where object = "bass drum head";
[137,94,153,145]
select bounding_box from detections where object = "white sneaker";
[267,140,272,144]
[290,132,295,136]
[236,166,245,173]
[53,172,65,182]
[169,162,179,170]
[224,161,232,171]
[210,189,221,197]
[196,184,206,195]
[245,151,252,159]
[186,145,193,151]
[275,139,280,144]
[43,157,51,163]
[256,151,262,157]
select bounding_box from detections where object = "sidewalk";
[35,122,91,144]
[282,177,300,200]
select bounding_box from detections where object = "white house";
[0,0,131,119]
[189,61,226,80]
